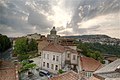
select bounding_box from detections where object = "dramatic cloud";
[0,0,120,38]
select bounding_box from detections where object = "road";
[0,48,13,60]
[20,69,48,80]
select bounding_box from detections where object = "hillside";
[64,35,120,45]
[77,42,120,57]
[64,35,111,39]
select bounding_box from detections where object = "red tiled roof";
[49,71,79,80]
[43,43,65,53]
[38,40,49,50]
[0,61,19,80]
[80,57,102,72]
[0,60,15,69]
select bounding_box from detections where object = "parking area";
[19,67,56,80]
[30,56,42,68]
[20,69,50,80]
[19,56,55,80]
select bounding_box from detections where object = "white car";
[39,70,52,78]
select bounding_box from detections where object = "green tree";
[0,34,11,52]
[14,38,28,54]
[14,37,38,61]
[28,39,37,52]
[20,61,36,72]
[18,53,29,61]
[58,69,65,74]
[77,42,104,63]
[14,38,38,54]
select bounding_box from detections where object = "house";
[41,43,65,73]
[64,46,78,71]
[79,57,102,78]
[105,56,118,63]
[0,60,19,80]
[90,59,120,80]
[26,33,45,40]
[41,43,78,74]
[49,70,87,80]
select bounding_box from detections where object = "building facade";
[41,43,78,74]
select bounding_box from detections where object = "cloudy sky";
[0,0,120,38]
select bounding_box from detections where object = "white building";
[41,43,78,74]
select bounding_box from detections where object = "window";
[43,62,45,67]
[55,65,58,70]
[53,55,55,60]
[73,55,76,60]
[86,72,92,77]
[39,52,41,56]
[56,56,59,61]
[68,54,70,58]
[47,63,49,68]
[47,54,49,59]
[44,54,46,59]
[51,64,54,69]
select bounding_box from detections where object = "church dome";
[50,27,57,35]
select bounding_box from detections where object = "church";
[47,27,60,43]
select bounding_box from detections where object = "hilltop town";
[0,27,120,80]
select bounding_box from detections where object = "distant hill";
[63,35,111,39]
[63,35,120,46]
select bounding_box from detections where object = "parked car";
[28,60,34,63]
[39,72,45,77]
[28,71,34,77]
[39,70,52,78]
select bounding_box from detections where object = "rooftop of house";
[92,59,120,80]
[64,46,78,54]
[96,71,120,78]
[38,40,49,50]
[80,57,102,72]
[106,57,118,62]
[60,38,76,46]
[89,76,101,80]
[49,70,87,80]
[0,60,15,69]
[43,43,65,53]
[94,59,120,74]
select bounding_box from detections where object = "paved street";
[30,56,42,68]
[0,48,12,60]
[20,69,48,80]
